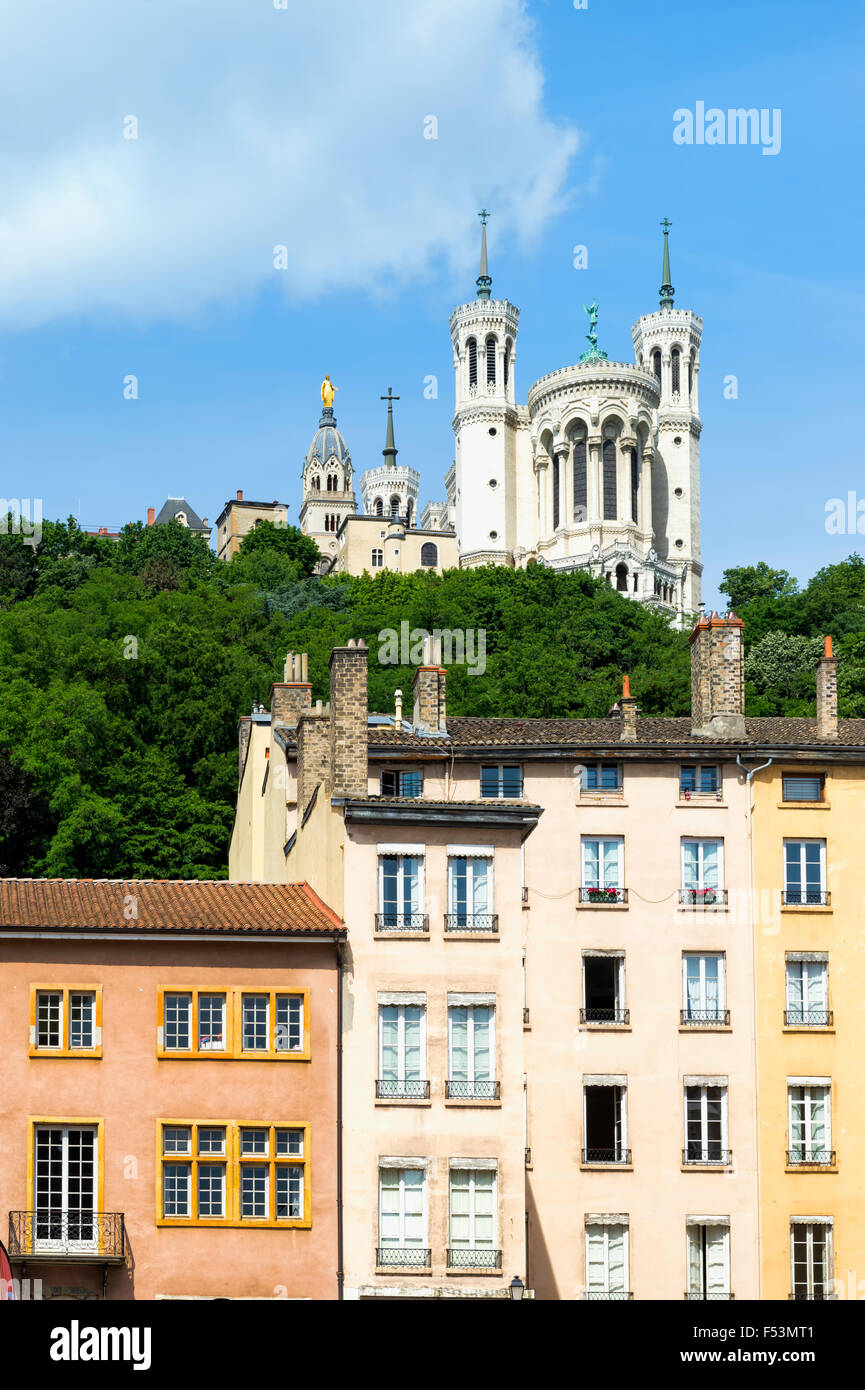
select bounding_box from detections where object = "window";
[782,774,824,803]
[448,1168,498,1268]
[582,955,627,1024]
[552,454,560,529]
[420,541,438,567]
[581,837,625,904]
[480,765,522,799]
[447,853,494,931]
[158,989,308,1060]
[790,1222,833,1300]
[681,839,724,905]
[486,336,496,386]
[583,1082,628,1164]
[378,1001,427,1099]
[158,1122,309,1227]
[448,1002,496,1098]
[581,762,622,792]
[682,954,727,1025]
[671,347,681,394]
[573,436,587,520]
[680,764,719,797]
[504,338,512,388]
[784,840,827,905]
[374,497,383,517]
[377,851,424,931]
[630,448,639,524]
[31,987,101,1057]
[378,1166,428,1266]
[585,1221,629,1299]
[684,1083,729,1164]
[602,439,617,519]
[687,1223,730,1299]
[32,1124,100,1252]
[785,957,830,1026]
[390,496,400,517]
[652,349,661,382]
[370,548,384,568]
[380,768,423,798]
[467,338,477,389]
[788,1084,833,1165]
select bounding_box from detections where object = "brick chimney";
[297,705,331,817]
[237,489,244,501]
[147,506,155,526]
[816,635,838,740]
[690,612,746,738]
[412,635,447,734]
[328,640,369,799]
[619,674,637,742]
[270,651,312,728]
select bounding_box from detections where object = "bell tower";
[450,211,520,567]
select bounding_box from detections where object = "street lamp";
[508,1275,525,1301]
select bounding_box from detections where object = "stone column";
[588,434,602,523]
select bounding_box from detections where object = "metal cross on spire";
[659,218,675,309]
[380,387,400,463]
[476,209,492,301]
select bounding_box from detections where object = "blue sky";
[0,0,862,606]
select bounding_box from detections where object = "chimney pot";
[237,489,243,501]
[147,507,155,526]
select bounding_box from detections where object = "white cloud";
[0,0,580,329]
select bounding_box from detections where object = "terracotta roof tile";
[0,880,344,937]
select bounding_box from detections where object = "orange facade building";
[0,878,344,1301]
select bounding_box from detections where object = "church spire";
[380,387,400,464]
[659,218,675,309]
[476,209,492,301]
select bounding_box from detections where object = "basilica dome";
[306,407,350,466]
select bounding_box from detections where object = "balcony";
[786,1148,836,1168]
[683,1147,732,1167]
[581,1147,631,1166]
[445,1079,500,1100]
[681,1009,730,1027]
[686,1291,734,1300]
[784,1009,833,1027]
[584,1290,633,1300]
[376,1246,431,1269]
[581,1008,630,1025]
[444,913,498,934]
[679,888,727,907]
[375,912,429,934]
[579,887,628,906]
[375,1079,430,1100]
[782,890,830,907]
[8,1211,126,1263]
[447,1248,502,1270]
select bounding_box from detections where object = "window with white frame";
[582,954,627,1024]
[377,849,424,930]
[378,1165,427,1266]
[479,765,522,799]
[370,548,384,568]
[380,768,423,798]
[679,764,720,796]
[681,839,724,905]
[448,1000,496,1099]
[788,1083,832,1164]
[581,762,622,792]
[682,954,727,1025]
[790,1221,833,1300]
[784,840,827,905]
[583,1081,628,1163]
[34,989,97,1052]
[581,837,625,903]
[585,1220,629,1298]
[687,1222,731,1299]
[448,1167,498,1268]
[377,999,426,1099]
[785,956,830,1026]
[684,1082,729,1164]
[447,851,493,929]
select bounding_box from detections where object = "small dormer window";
[175,511,188,527]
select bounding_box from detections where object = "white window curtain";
[682,839,722,891]
[582,838,623,889]
[683,955,725,1018]
[687,1224,730,1297]
[449,1169,496,1252]
[788,1086,831,1161]
[685,1085,728,1162]
[378,853,423,923]
[379,1168,426,1250]
[448,856,491,922]
[785,961,828,1022]
[448,1005,495,1097]
[585,1223,628,1296]
[379,1005,425,1097]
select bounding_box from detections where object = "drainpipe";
[336,938,345,1301]
[736,753,773,1303]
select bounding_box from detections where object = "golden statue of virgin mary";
[320,375,337,409]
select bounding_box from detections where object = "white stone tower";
[450,211,520,567]
[631,222,703,612]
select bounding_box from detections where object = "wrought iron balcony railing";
[375,912,429,933]
[683,1147,732,1166]
[8,1210,125,1261]
[679,888,727,907]
[789,1289,833,1301]
[581,1007,630,1024]
[686,1291,734,1300]
[444,913,499,933]
[782,890,830,907]
[584,1290,634,1300]
[786,1148,836,1167]
[376,1246,431,1268]
[784,1009,833,1027]
[445,1079,500,1100]
[447,1248,502,1270]
[375,1079,430,1100]
[579,887,628,905]
[582,1147,631,1165]
[681,1009,731,1026]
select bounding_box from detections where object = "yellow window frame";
[155,1120,311,1229]
[29,985,103,1059]
[156,986,310,1060]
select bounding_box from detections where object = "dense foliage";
[0,514,859,878]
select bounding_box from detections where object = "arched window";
[374,497,383,516]
[504,338,512,388]
[616,563,628,592]
[467,338,477,388]
[603,439,617,519]
[652,349,661,383]
[420,542,438,567]
[486,336,496,386]
[327,474,338,492]
[371,548,383,568]
[405,500,413,528]
[573,435,587,521]
[552,455,560,529]
[633,572,639,593]
[688,351,695,396]
[630,448,639,524]
[671,348,681,395]
[311,475,321,491]
[390,496,401,518]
